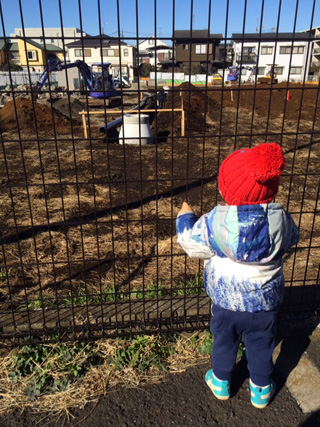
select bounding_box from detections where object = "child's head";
[218,142,285,206]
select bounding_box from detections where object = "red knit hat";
[218,143,285,205]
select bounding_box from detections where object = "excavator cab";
[227,66,240,81]
[91,63,114,91]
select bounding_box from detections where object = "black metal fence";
[0,0,319,344]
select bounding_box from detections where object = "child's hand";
[178,202,194,215]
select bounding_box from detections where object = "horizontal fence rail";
[0,0,319,344]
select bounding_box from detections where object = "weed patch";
[8,341,101,401]
[114,335,174,372]
[25,275,205,310]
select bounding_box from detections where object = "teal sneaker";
[205,369,230,400]
[250,379,276,409]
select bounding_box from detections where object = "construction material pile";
[152,82,219,136]
[0,98,69,133]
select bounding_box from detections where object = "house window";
[257,67,266,75]
[261,46,273,55]
[123,48,129,56]
[280,46,304,54]
[26,51,37,60]
[290,66,302,74]
[274,66,284,75]
[293,46,304,54]
[241,68,247,75]
[75,49,91,57]
[183,44,189,50]
[101,48,108,57]
[107,49,115,56]
[51,38,55,44]
[243,47,254,55]
[195,44,207,54]
[148,39,154,45]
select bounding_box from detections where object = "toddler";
[176,143,299,408]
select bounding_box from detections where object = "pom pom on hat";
[245,143,285,183]
[218,143,285,206]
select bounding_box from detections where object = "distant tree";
[140,63,153,77]
[180,63,204,75]
[0,63,23,71]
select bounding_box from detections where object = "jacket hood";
[206,203,295,263]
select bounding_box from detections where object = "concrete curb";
[273,325,320,414]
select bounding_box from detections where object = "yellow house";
[0,39,6,66]
[17,38,64,72]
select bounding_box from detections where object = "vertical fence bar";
[0,0,319,343]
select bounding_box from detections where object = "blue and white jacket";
[176,203,299,312]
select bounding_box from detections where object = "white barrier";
[0,71,58,88]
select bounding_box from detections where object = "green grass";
[8,340,101,400]
[26,275,205,311]
[113,334,175,372]
[0,268,9,282]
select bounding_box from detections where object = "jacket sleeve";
[283,211,300,250]
[176,212,216,259]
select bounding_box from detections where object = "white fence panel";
[0,71,58,88]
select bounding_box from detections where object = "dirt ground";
[0,82,320,426]
[0,82,319,311]
[1,359,319,427]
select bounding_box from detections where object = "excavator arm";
[34,59,92,91]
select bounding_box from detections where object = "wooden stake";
[181,109,185,137]
[81,110,88,139]
[180,91,185,136]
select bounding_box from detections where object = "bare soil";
[0,83,319,311]
[0,360,317,427]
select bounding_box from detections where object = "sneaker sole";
[251,401,269,409]
[250,379,275,409]
[206,376,230,400]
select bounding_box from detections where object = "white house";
[136,35,172,67]
[10,27,87,50]
[231,33,313,82]
[301,26,320,69]
[66,35,136,83]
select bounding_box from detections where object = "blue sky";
[1,0,319,42]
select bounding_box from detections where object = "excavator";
[227,65,278,84]
[34,58,118,99]
[226,65,255,83]
[257,66,278,84]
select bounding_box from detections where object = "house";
[213,42,234,71]
[0,37,63,72]
[16,38,64,72]
[173,30,222,73]
[230,32,313,82]
[10,27,87,50]
[0,40,6,66]
[66,35,136,82]
[0,39,20,67]
[136,35,173,68]
[301,26,320,71]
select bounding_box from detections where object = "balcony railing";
[236,54,257,63]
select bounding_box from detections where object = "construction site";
[0,81,319,318]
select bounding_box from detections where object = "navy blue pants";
[210,304,278,387]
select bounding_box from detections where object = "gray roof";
[173,30,222,41]
[231,32,314,41]
[15,38,63,51]
[66,34,129,48]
